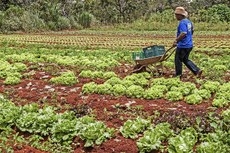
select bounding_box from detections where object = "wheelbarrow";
[132,45,175,74]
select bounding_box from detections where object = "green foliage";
[0,95,20,130]
[168,127,198,153]
[165,91,183,102]
[79,12,93,28]
[20,11,46,32]
[82,82,97,94]
[50,111,78,145]
[214,83,230,100]
[56,16,71,30]
[196,130,230,153]
[126,85,144,98]
[120,117,151,139]
[196,4,230,23]
[16,104,58,136]
[79,70,117,79]
[0,5,24,32]
[12,62,27,72]
[123,74,149,87]
[200,80,220,93]
[105,77,122,86]
[144,87,164,100]
[137,123,174,153]
[111,84,126,96]
[96,83,113,95]
[78,116,115,147]
[196,89,212,100]
[208,4,230,22]
[0,2,230,32]
[221,109,230,123]
[49,71,78,86]
[4,76,21,85]
[171,82,196,96]
[212,98,228,107]
[0,11,4,27]
[185,94,203,104]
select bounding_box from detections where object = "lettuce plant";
[120,117,151,139]
[165,91,183,102]
[49,71,78,85]
[82,82,97,94]
[4,76,21,85]
[126,85,144,98]
[168,127,197,153]
[185,94,203,104]
[0,95,20,130]
[144,88,164,100]
[137,123,173,153]
[96,83,113,95]
[112,84,126,96]
[200,80,220,93]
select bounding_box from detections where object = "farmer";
[173,6,202,78]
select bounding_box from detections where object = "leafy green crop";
[79,70,117,79]
[50,111,78,145]
[16,104,58,136]
[196,130,230,153]
[221,108,230,123]
[96,83,113,95]
[185,94,203,104]
[120,117,151,139]
[49,71,78,85]
[212,98,228,107]
[123,73,149,87]
[196,89,211,99]
[144,88,164,100]
[137,122,173,153]
[212,82,230,107]
[82,82,97,94]
[3,76,21,85]
[168,127,197,153]
[196,141,230,153]
[77,116,115,147]
[165,91,183,102]
[200,80,220,93]
[112,84,126,96]
[126,85,144,98]
[105,77,122,86]
[0,95,20,130]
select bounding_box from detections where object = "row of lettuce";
[0,48,128,85]
[0,46,229,108]
[82,71,230,107]
[0,55,229,107]
[0,44,229,80]
[0,95,229,153]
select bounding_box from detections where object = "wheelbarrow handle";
[160,46,176,61]
[164,46,175,54]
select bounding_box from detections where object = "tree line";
[0,0,229,32]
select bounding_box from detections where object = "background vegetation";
[0,0,230,32]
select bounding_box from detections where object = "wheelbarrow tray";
[132,46,175,74]
[134,55,164,65]
[134,46,175,65]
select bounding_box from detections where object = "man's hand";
[172,40,177,47]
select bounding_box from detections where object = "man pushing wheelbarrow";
[132,6,203,79]
[172,6,202,79]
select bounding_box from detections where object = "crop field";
[0,31,229,153]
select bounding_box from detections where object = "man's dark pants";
[175,47,200,76]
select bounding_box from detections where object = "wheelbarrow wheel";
[132,64,147,73]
